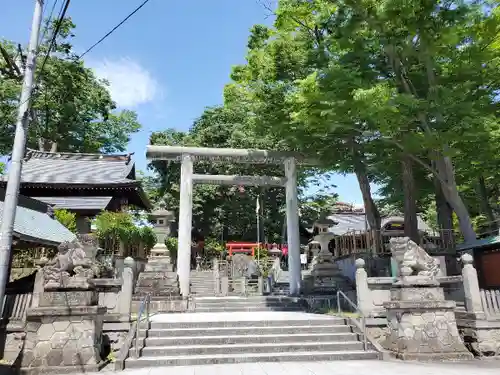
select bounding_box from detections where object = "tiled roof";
[319,213,434,236]
[32,196,113,210]
[0,189,76,246]
[2,149,137,185]
[326,213,368,235]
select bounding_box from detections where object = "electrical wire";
[78,0,152,59]
[39,0,60,45]
[38,0,71,76]
[13,0,70,110]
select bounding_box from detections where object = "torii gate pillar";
[284,157,301,296]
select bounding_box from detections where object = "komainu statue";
[42,239,97,286]
[389,237,441,277]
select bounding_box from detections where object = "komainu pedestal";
[20,240,107,374]
[382,264,472,361]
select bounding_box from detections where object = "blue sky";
[0,0,377,205]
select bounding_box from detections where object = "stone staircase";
[192,296,305,312]
[132,253,182,312]
[190,271,216,296]
[125,312,379,368]
[272,270,290,295]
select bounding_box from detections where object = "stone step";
[193,306,304,313]
[124,350,379,368]
[193,299,303,306]
[132,295,184,301]
[132,341,365,357]
[143,332,359,346]
[145,324,352,338]
[193,296,301,301]
[149,318,346,330]
[192,305,304,311]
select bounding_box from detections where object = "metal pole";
[0,0,44,314]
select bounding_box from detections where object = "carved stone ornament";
[42,238,97,286]
[389,236,440,277]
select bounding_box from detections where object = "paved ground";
[99,360,500,375]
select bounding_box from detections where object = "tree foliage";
[0,18,140,154]
[54,209,77,234]
[220,0,500,242]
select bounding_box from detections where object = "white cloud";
[90,58,161,108]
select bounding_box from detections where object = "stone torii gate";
[146,145,305,297]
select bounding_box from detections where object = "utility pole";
[0,0,44,312]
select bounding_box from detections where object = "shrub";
[165,237,178,262]
[54,209,77,234]
[141,226,157,251]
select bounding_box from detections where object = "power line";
[14,0,70,110]
[38,0,71,75]
[39,0,60,44]
[78,0,153,59]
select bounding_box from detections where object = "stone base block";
[39,290,97,307]
[458,319,500,357]
[20,306,106,371]
[383,301,472,361]
[20,363,103,375]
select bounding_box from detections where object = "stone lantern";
[149,209,174,244]
[148,208,175,257]
[313,217,336,253]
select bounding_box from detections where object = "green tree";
[299,193,339,228]
[54,209,77,234]
[0,18,140,154]
[225,0,500,243]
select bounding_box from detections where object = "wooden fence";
[480,288,500,319]
[331,229,457,258]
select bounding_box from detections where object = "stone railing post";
[355,258,372,317]
[258,277,264,295]
[221,276,229,296]
[31,269,44,308]
[213,258,221,295]
[241,277,247,295]
[119,257,135,319]
[461,253,484,316]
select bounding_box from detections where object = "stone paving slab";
[94,359,500,375]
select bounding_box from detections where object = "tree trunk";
[478,175,497,234]
[37,138,45,151]
[434,155,476,242]
[50,141,58,152]
[420,50,476,242]
[352,156,382,254]
[401,155,419,243]
[433,175,454,249]
[388,46,476,242]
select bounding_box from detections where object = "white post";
[461,253,484,316]
[177,155,193,296]
[284,157,301,295]
[355,259,372,317]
